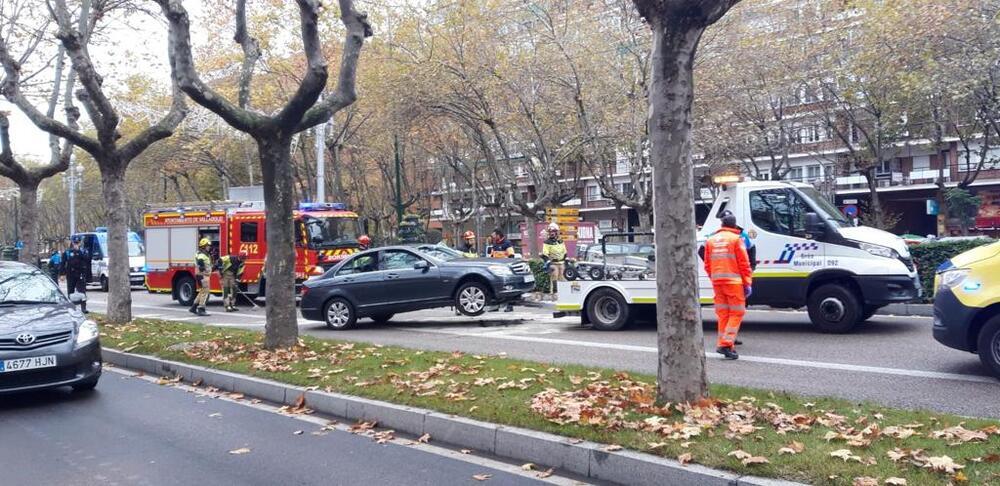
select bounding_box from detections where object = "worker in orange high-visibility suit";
[703,211,753,360]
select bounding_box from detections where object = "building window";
[618,182,634,197]
[788,167,803,181]
[807,165,821,181]
[586,185,602,202]
[615,157,629,174]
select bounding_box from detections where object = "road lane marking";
[104,366,583,485]
[395,328,998,385]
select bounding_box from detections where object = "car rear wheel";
[72,374,100,392]
[456,281,489,316]
[807,283,861,333]
[587,288,629,331]
[325,298,357,330]
[176,275,196,307]
[588,266,605,281]
[977,315,1000,379]
[370,313,394,324]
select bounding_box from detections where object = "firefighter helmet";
[547,222,560,232]
[462,230,475,240]
[199,238,211,247]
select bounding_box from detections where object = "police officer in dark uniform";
[63,236,92,313]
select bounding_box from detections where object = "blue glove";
[744,286,752,298]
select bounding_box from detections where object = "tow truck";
[144,201,365,307]
[556,181,921,332]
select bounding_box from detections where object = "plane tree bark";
[631,0,741,403]
[154,0,371,349]
[0,0,187,323]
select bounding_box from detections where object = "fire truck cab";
[144,201,363,307]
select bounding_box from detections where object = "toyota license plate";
[524,274,535,283]
[0,355,57,373]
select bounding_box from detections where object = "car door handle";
[386,273,400,279]
[343,277,354,282]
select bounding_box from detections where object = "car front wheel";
[324,298,357,330]
[456,281,489,316]
[807,283,861,333]
[977,314,1000,379]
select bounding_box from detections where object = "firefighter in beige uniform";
[217,251,246,312]
[541,222,567,297]
[190,238,214,316]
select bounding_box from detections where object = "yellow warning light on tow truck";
[713,175,741,184]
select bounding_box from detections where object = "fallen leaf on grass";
[922,455,964,474]
[228,447,251,455]
[741,456,769,466]
[677,453,693,465]
[602,445,623,452]
[852,477,878,486]
[884,478,907,485]
[680,441,694,448]
[728,450,752,461]
[521,463,535,471]
[830,449,862,463]
[931,425,988,444]
[536,468,554,479]
[472,474,492,481]
[953,471,968,482]
[778,441,805,455]
[418,433,431,444]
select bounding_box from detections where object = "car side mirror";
[69,292,87,304]
[805,212,825,236]
[413,260,430,271]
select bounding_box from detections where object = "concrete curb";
[102,348,805,486]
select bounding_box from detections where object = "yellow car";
[933,241,1000,378]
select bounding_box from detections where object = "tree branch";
[118,83,188,162]
[0,36,100,154]
[233,0,260,110]
[274,0,328,128]
[154,0,265,134]
[296,0,372,131]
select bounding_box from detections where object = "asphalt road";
[0,368,581,486]
[89,291,1000,418]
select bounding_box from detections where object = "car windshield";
[303,216,359,247]
[415,245,463,261]
[0,268,65,305]
[796,187,851,228]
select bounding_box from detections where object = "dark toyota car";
[0,261,101,394]
[300,245,535,329]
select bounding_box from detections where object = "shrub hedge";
[527,259,551,293]
[911,238,995,300]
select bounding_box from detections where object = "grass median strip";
[99,316,999,486]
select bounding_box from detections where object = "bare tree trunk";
[523,214,538,256]
[636,205,653,233]
[17,182,39,266]
[649,21,708,403]
[259,136,298,348]
[864,171,884,228]
[102,163,132,323]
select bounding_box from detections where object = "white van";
[74,228,147,291]
[555,181,921,332]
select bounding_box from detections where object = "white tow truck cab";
[556,181,921,332]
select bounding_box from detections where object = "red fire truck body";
[144,202,362,306]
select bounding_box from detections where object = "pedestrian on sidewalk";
[47,242,64,282]
[541,222,567,300]
[703,211,753,360]
[217,251,246,312]
[63,236,91,314]
[190,238,214,316]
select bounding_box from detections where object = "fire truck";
[144,201,364,307]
